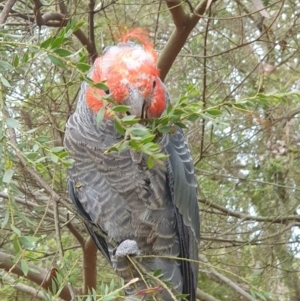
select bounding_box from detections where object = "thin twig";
[199,198,300,223]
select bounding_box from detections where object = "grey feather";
[64,61,199,301]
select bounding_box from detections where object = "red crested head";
[85,28,167,118]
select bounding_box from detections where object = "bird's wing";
[163,127,200,301]
[68,175,111,263]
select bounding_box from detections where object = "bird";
[64,28,200,301]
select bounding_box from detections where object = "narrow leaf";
[21,260,29,276]
[51,36,65,49]
[112,105,130,113]
[1,209,9,228]
[40,37,53,49]
[96,107,105,126]
[50,154,59,163]
[54,48,72,57]
[3,169,14,183]
[11,224,21,236]
[0,76,11,87]
[36,136,50,143]
[48,54,66,69]
[6,117,20,128]
[0,60,14,70]
[50,146,64,153]
[114,119,125,135]
[147,156,154,169]
[76,62,91,72]
[206,109,222,115]
[13,55,19,67]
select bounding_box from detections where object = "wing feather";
[164,128,200,301]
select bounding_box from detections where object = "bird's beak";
[124,89,147,119]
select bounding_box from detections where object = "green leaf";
[187,113,199,121]
[1,209,9,228]
[40,37,53,49]
[153,269,162,277]
[233,103,247,110]
[51,36,65,49]
[19,236,37,248]
[206,109,222,115]
[94,82,108,90]
[58,151,69,159]
[72,20,85,32]
[121,115,139,125]
[13,237,21,253]
[6,117,20,128]
[13,54,19,67]
[141,135,155,144]
[176,294,190,299]
[112,105,130,113]
[76,62,91,72]
[97,107,105,126]
[50,146,64,153]
[50,154,59,163]
[11,224,21,236]
[25,152,39,160]
[48,54,66,69]
[102,295,116,301]
[114,119,125,135]
[118,140,129,153]
[0,76,11,87]
[54,48,72,57]
[147,156,154,169]
[23,51,29,63]
[130,128,149,137]
[3,169,14,183]
[167,103,173,114]
[21,260,29,276]
[174,122,187,128]
[0,60,14,70]
[158,126,173,133]
[33,144,39,152]
[36,136,50,143]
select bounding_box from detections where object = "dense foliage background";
[0,0,300,300]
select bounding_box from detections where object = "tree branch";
[31,0,97,60]
[83,236,98,294]
[199,254,257,301]
[158,0,208,81]
[0,271,52,300]
[0,251,73,301]
[196,288,221,301]
[0,0,17,24]
[199,198,300,223]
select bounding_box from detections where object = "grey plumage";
[64,41,199,301]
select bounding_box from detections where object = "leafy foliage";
[1,1,300,301]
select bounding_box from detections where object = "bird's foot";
[113,239,141,258]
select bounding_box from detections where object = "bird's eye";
[104,89,110,95]
[153,81,156,88]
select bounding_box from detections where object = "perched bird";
[64,29,200,301]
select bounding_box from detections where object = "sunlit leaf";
[21,260,29,276]
[6,118,20,128]
[76,62,90,72]
[11,224,21,236]
[3,169,14,183]
[50,146,65,153]
[206,109,222,115]
[0,60,14,70]
[48,54,66,69]
[97,107,105,126]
